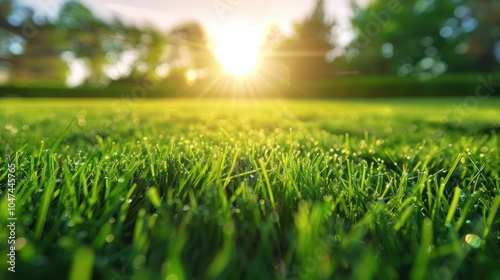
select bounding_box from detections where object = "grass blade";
[69,246,94,280]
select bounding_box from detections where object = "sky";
[17,0,363,46]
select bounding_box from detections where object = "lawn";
[0,98,499,280]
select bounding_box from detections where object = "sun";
[214,25,262,77]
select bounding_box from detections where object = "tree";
[166,21,219,84]
[467,0,500,72]
[56,1,172,87]
[56,1,112,85]
[122,24,170,84]
[8,25,67,84]
[346,0,474,77]
[266,0,335,80]
[0,1,67,84]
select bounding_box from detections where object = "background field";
[2,73,500,99]
[1,98,500,280]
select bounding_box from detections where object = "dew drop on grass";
[460,191,467,200]
[465,234,481,248]
[133,255,146,269]
[104,234,115,243]
[118,178,125,183]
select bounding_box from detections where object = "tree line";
[0,0,499,87]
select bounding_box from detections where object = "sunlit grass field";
[1,98,499,280]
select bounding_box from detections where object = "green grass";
[0,98,499,280]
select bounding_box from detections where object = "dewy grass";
[0,98,499,280]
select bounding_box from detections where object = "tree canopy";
[346,0,500,77]
[265,0,335,81]
[0,0,498,87]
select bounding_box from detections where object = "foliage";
[0,0,216,87]
[467,0,500,72]
[346,0,500,76]
[166,21,220,84]
[57,1,111,85]
[0,0,67,84]
[266,0,335,81]
[1,0,499,86]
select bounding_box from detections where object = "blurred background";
[0,0,499,98]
